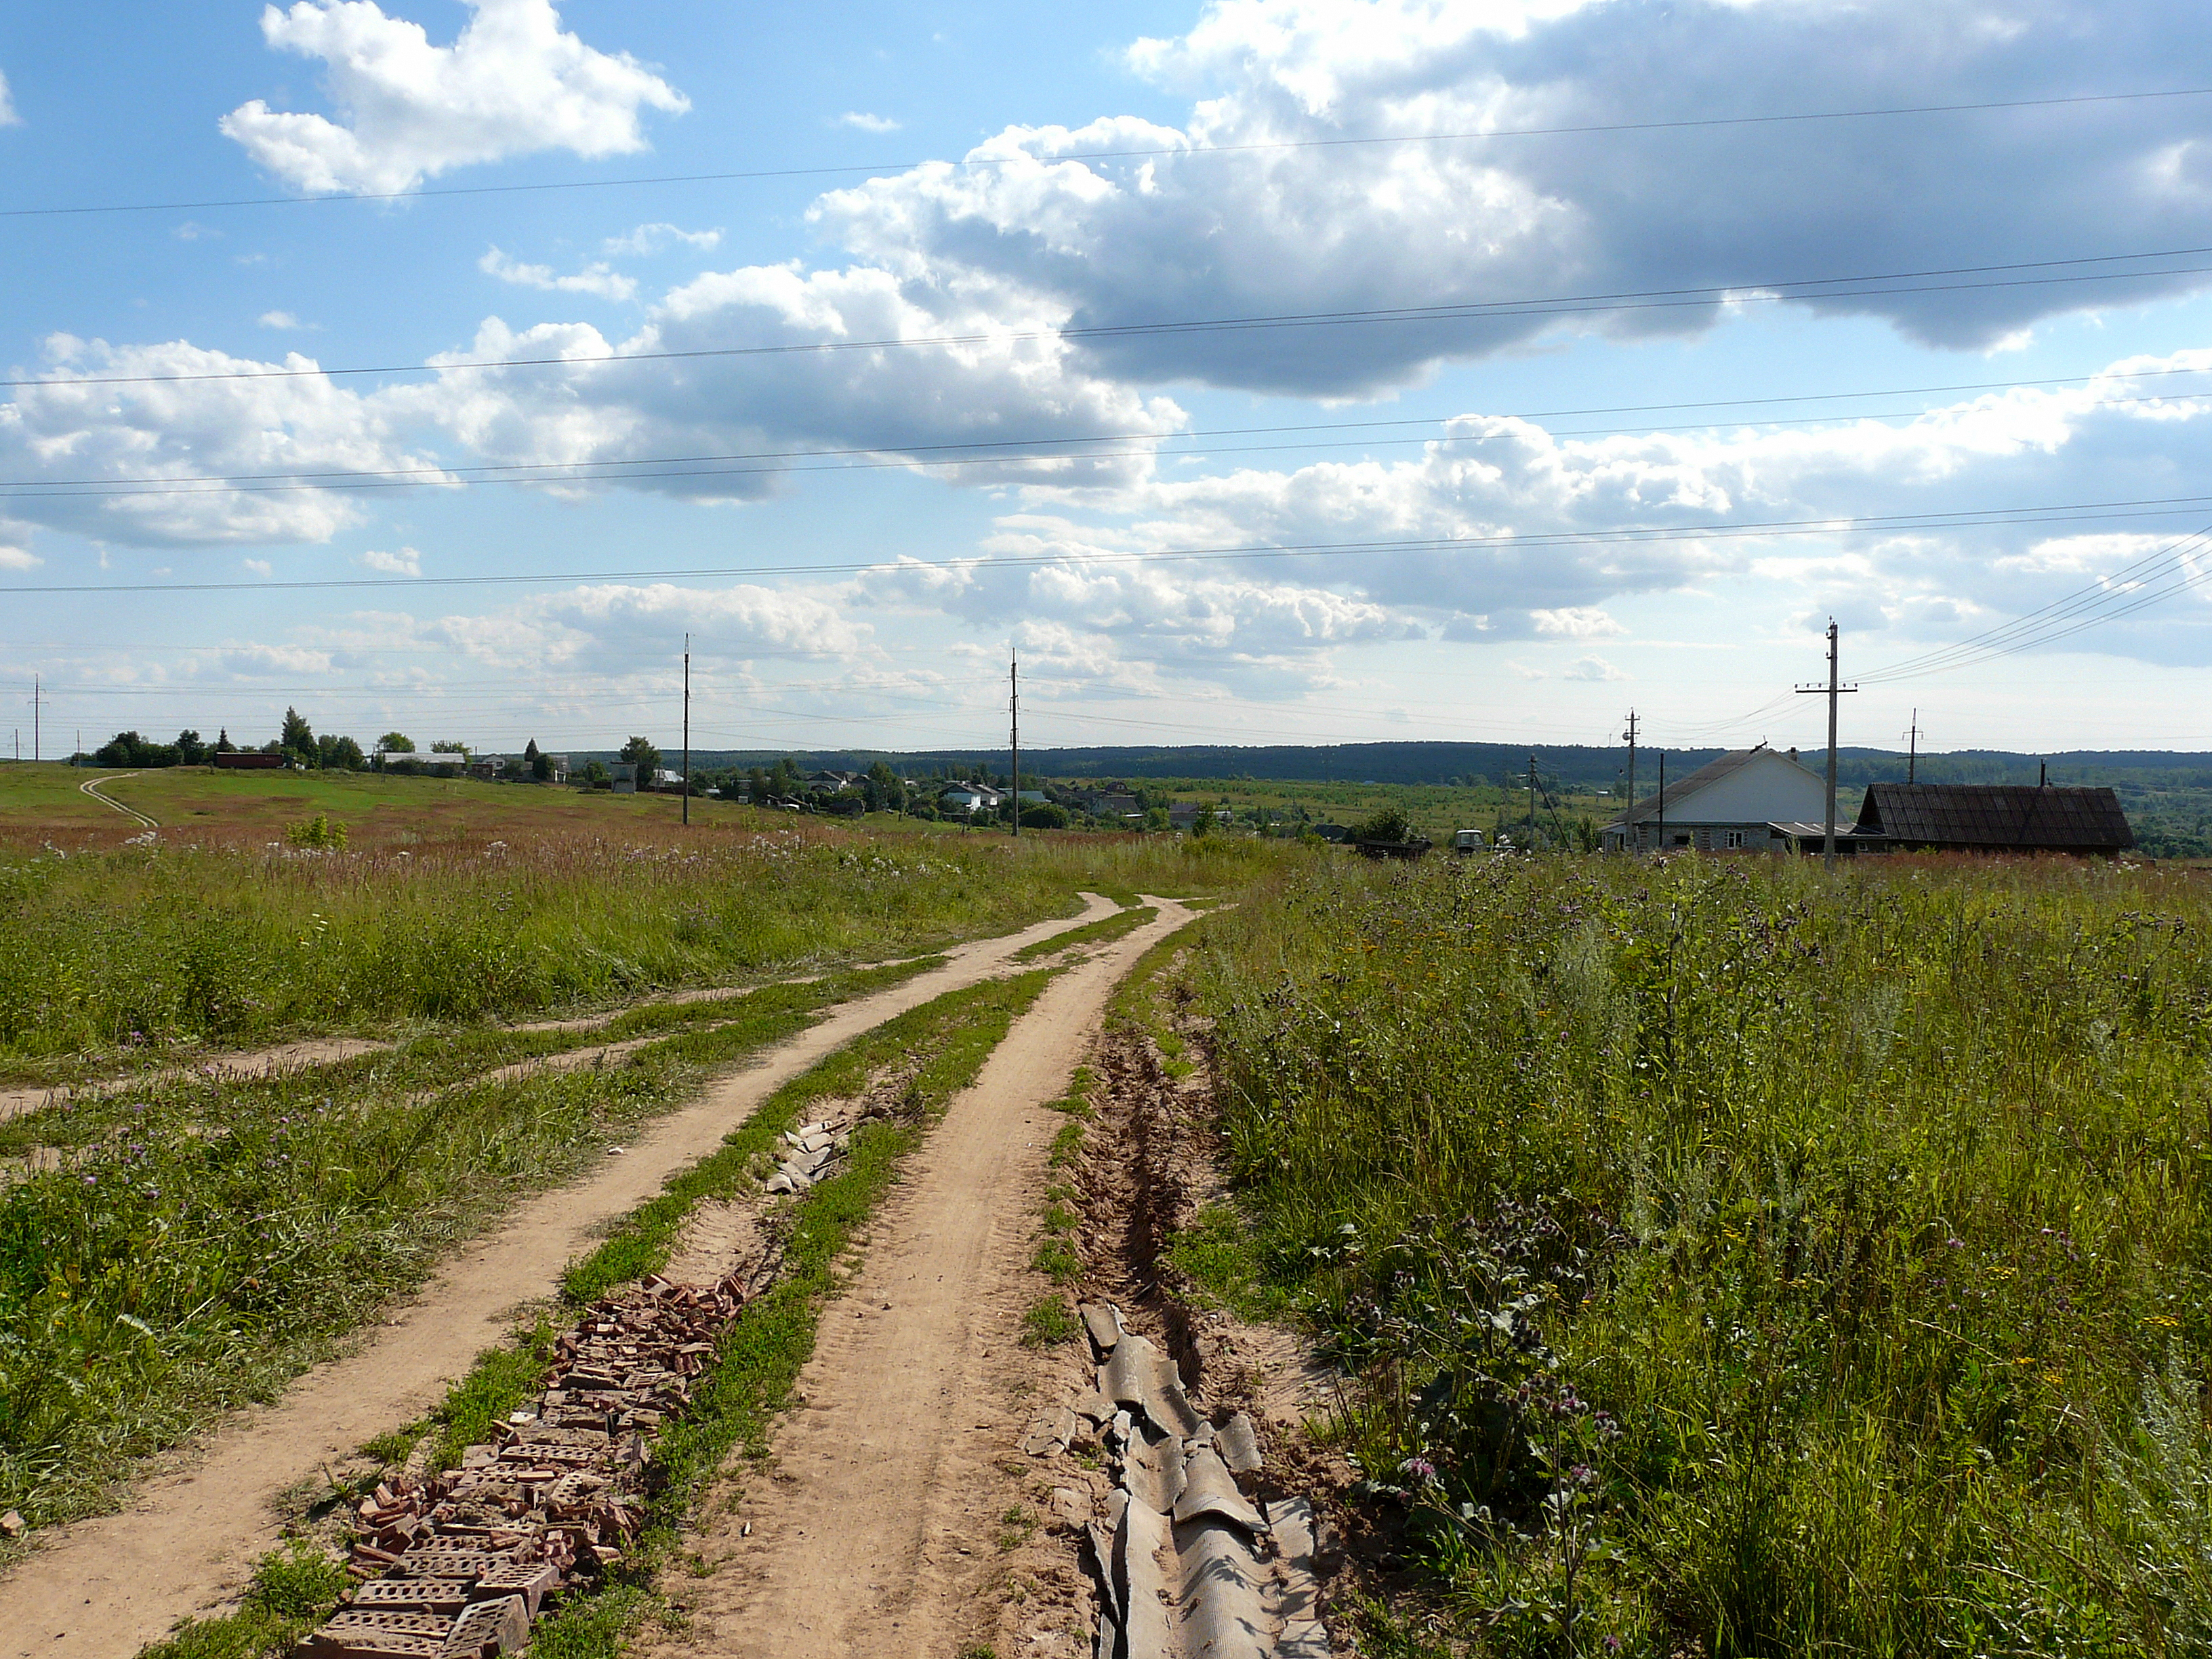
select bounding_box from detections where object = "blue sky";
[4,0,2212,761]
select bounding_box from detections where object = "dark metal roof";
[1853,782,2133,851]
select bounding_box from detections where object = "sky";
[4,0,2212,763]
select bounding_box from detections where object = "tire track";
[0,893,1124,1659]
[79,771,159,829]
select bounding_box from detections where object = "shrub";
[1346,803,1412,842]
[284,814,348,850]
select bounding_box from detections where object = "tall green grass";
[0,827,1271,1072]
[1194,853,2212,1656]
[0,960,928,1533]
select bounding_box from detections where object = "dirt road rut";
[0,895,1120,1659]
[651,897,1197,1658]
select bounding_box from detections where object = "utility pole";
[1622,709,1638,852]
[1526,754,1538,841]
[1795,619,1859,870]
[1009,646,1019,838]
[1656,752,1665,851]
[681,634,691,827]
[1906,709,1919,784]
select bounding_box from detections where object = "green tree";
[583,760,611,790]
[377,731,415,754]
[430,740,467,754]
[319,733,365,770]
[772,756,802,794]
[619,735,661,779]
[175,729,207,766]
[1348,803,1413,843]
[279,707,316,766]
[214,728,235,753]
[747,765,770,804]
[526,739,550,781]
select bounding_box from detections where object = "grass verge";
[0,957,940,1537]
[1010,905,1156,962]
[134,967,1059,1659]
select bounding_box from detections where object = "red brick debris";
[295,1267,762,1657]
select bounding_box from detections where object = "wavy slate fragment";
[1119,1496,1176,1659]
[1121,1417,1186,1515]
[1171,1515,1274,1659]
[1214,1412,1263,1475]
[1172,1445,1266,1532]
[1080,1301,1125,1356]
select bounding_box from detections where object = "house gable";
[1654,750,1824,825]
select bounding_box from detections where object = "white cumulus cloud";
[359,546,422,575]
[601,222,721,257]
[0,335,449,546]
[0,68,18,127]
[806,0,2212,396]
[221,0,689,195]
[479,247,637,302]
[836,112,901,134]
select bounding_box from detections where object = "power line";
[12,243,2212,391]
[1864,524,2212,682]
[9,85,2207,221]
[14,490,2212,596]
[14,374,2212,502]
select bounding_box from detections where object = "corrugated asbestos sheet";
[1855,783,2134,851]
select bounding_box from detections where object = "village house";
[939,783,1004,817]
[1847,781,2135,855]
[1601,744,1826,853]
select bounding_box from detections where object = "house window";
[1671,833,1691,846]
[1725,829,1746,849]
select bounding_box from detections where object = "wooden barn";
[1849,782,2135,855]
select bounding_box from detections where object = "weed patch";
[1196,853,2212,1652]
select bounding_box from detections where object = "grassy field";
[1189,853,2212,1657]
[0,765,1273,1079]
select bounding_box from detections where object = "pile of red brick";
[296,1269,756,1657]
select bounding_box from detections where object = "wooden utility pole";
[1796,619,1858,869]
[681,634,691,826]
[1906,708,1919,783]
[1622,709,1638,851]
[1009,646,1019,838]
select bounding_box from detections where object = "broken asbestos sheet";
[293,1263,774,1656]
[1032,1301,1333,1659]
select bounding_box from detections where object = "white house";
[1602,745,1826,853]
[939,783,1004,817]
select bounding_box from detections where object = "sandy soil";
[645,897,1196,1659]
[0,893,1120,1659]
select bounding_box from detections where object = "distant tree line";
[91,707,375,771]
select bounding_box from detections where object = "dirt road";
[0,893,1121,1659]
[652,896,1195,1659]
[79,772,159,830]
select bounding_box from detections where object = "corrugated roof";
[1853,783,2133,851]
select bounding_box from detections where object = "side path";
[653,896,1197,1659]
[0,893,1121,1659]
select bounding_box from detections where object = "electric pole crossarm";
[1795,618,1859,869]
